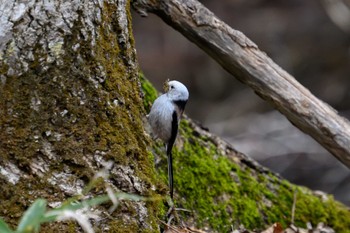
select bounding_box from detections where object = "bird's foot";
[166,204,178,225]
[166,206,191,227]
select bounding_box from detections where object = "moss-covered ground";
[140,74,350,232]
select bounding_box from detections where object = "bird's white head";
[166,80,189,101]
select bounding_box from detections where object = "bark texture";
[132,0,350,169]
[0,0,159,232]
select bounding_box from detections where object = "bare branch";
[133,0,350,168]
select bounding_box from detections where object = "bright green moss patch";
[139,73,158,112]
[140,75,350,232]
[292,187,350,232]
[172,124,266,231]
[175,121,350,232]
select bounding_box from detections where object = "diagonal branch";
[132,0,350,169]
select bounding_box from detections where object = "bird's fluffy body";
[148,80,189,199]
[148,80,189,142]
[148,94,175,142]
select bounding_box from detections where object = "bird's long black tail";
[167,148,174,199]
[167,111,178,199]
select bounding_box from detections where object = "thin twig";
[159,219,183,233]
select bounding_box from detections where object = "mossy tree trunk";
[1,1,350,233]
[0,0,159,232]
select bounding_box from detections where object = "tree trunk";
[0,0,158,232]
[1,1,350,233]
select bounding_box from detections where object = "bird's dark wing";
[166,110,178,199]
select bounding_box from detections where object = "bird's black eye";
[170,85,174,89]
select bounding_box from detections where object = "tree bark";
[132,0,350,169]
[0,0,159,231]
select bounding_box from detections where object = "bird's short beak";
[163,79,170,92]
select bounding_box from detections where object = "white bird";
[148,80,189,199]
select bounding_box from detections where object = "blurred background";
[132,0,350,205]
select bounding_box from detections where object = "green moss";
[108,219,139,233]
[140,76,350,232]
[139,73,158,112]
[176,121,350,231]
[171,125,266,231]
